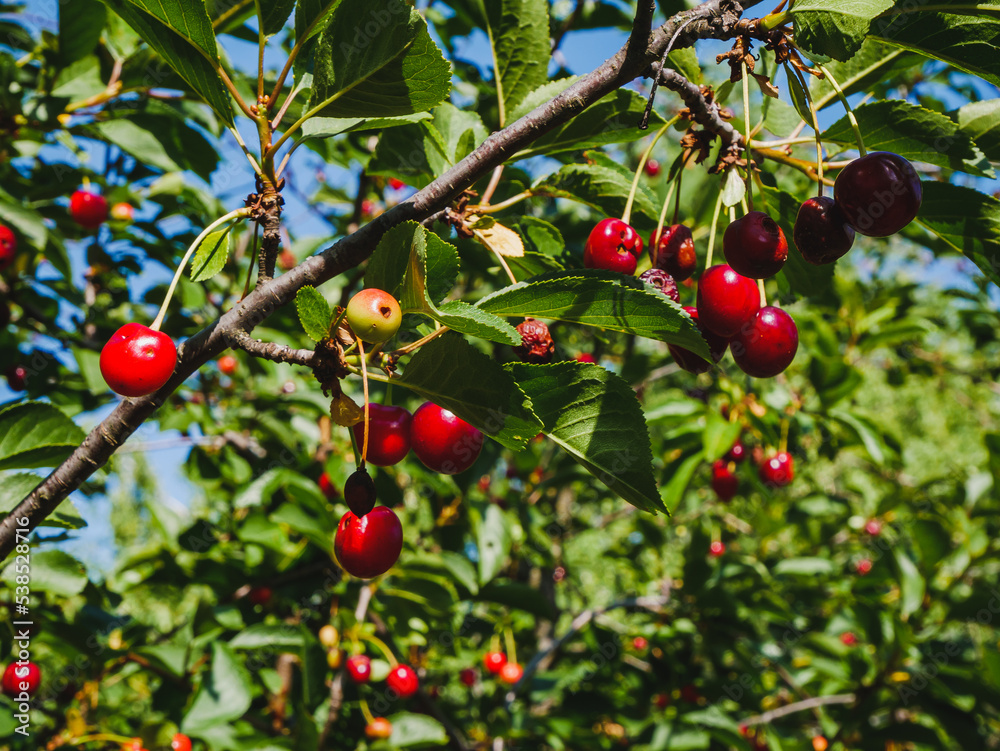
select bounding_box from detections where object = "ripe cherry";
[667,307,729,374]
[126,739,148,751]
[650,224,697,281]
[352,403,412,466]
[711,460,738,502]
[278,249,297,270]
[346,654,372,683]
[723,211,788,279]
[813,736,829,751]
[411,402,484,475]
[725,440,746,463]
[575,353,597,364]
[840,632,858,646]
[709,540,725,557]
[632,636,648,650]
[389,178,407,191]
[644,159,661,178]
[680,684,700,703]
[730,306,799,378]
[99,323,177,397]
[793,196,855,265]
[695,264,760,338]
[483,651,507,675]
[365,717,393,739]
[654,693,670,709]
[346,288,402,344]
[387,664,419,698]
[514,318,555,363]
[855,558,873,576]
[0,223,16,271]
[459,668,476,686]
[865,519,882,536]
[2,662,40,696]
[69,189,109,229]
[343,467,377,516]
[639,268,680,302]
[248,586,272,606]
[498,662,523,684]
[6,364,27,391]
[759,451,794,488]
[218,354,237,376]
[318,472,338,500]
[111,202,134,222]
[584,218,643,275]
[834,151,922,236]
[334,506,403,578]
[171,734,192,751]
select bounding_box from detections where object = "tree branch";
[0,0,749,561]
[739,693,856,726]
[225,328,317,367]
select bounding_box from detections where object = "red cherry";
[575,353,597,364]
[410,402,484,475]
[99,323,177,397]
[650,224,697,281]
[654,693,669,709]
[69,190,109,229]
[759,451,794,488]
[644,159,661,178]
[730,306,799,378]
[361,199,377,218]
[318,472,338,500]
[695,264,760,338]
[346,654,372,683]
[334,506,403,578]
[709,540,725,557]
[632,636,648,650]
[460,668,477,686]
[680,683,700,703]
[483,651,507,674]
[584,218,643,275]
[725,440,746,463]
[2,662,40,696]
[171,734,192,751]
[723,211,788,279]
[218,354,238,376]
[855,558,873,576]
[352,403,412,467]
[794,196,855,265]
[834,151,922,237]
[110,202,134,222]
[248,586,272,606]
[498,662,523,684]
[278,249,297,270]
[667,306,729,374]
[711,460,738,502]
[389,178,407,191]
[0,224,16,271]
[387,664,419,698]
[365,717,393,739]
[127,739,147,751]
[840,631,858,646]
[5,364,27,391]
[343,466,377,517]
[865,519,882,536]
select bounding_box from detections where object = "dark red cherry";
[352,403,412,467]
[723,211,788,279]
[725,440,746,463]
[247,586,272,606]
[344,467,377,517]
[730,306,798,378]
[386,664,419,698]
[759,451,794,487]
[695,265,760,338]
[411,402,484,475]
[834,151,922,237]
[0,224,16,271]
[334,506,403,578]
[513,318,555,363]
[318,472,338,500]
[99,323,177,397]
[650,224,697,281]
[346,654,372,683]
[794,196,856,265]
[460,668,477,686]
[5,364,27,391]
[711,460,738,501]
[584,218,643,275]
[639,268,680,302]
[668,307,729,374]
[644,159,661,178]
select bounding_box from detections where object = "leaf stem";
[254,0,266,104]
[705,189,725,268]
[622,116,680,226]
[359,338,370,464]
[468,190,534,215]
[151,208,252,331]
[267,0,341,111]
[504,627,517,665]
[759,9,792,29]
[816,64,866,156]
[390,326,450,356]
[651,181,678,267]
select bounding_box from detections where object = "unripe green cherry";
[346,288,402,344]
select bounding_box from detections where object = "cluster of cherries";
[711,435,794,504]
[123,734,192,751]
[583,151,922,378]
[479,650,524,685]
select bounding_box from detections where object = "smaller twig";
[225,328,317,366]
[480,165,505,206]
[739,693,855,726]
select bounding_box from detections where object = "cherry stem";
[151,207,252,331]
[671,157,684,226]
[622,115,680,226]
[494,251,518,285]
[741,60,754,212]
[358,337,370,465]
[358,632,399,667]
[491,633,502,654]
[779,418,789,453]
[348,420,363,469]
[705,189,725,268]
[359,697,375,725]
[504,626,517,665]
[480,164,505,206]
[758,278,767,306]
[760,9,792,30]
[651,181,678,267]
[817,64,867,157]
[791,64,825,194]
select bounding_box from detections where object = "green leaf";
[308,0,451,119]
[509,362,665,514]
[230,624,311,649]
[0,402,86,471]
[0,187,48,249]
[479,0,550,126]
[0,474,86,529]
[810,40,918,110]
[72,345,106,396]
[182,643,253,733]
[476,269,710,356]
[661,450,704,512]
[477,504,512,584]
[915,181,1000,286]
[398,333,541,451]
[534,156,660,223]
[435,301,520,346]
[790,0,895,61]
[261,0,296,35]
[773,557,836,576]
[295,286,334,342]
[869,7,1000,88]
[477,581,557,620]
[516,216,564,257]
[301,112,432,139]
[823,100,991,177]
[892,548,926,618]
[189,228,231,283]
[830,408,898,465]
[2,550,88,597]
[101,0,233,124]
[60,0,107,63]
[950,98,1000,162]
[387,712,449,748]
[702,413,742,464]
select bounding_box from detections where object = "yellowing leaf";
[470,215,524,257]
[331,393,364,427]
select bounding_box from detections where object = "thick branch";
[0,0,748,560]
[225,328,317,367]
